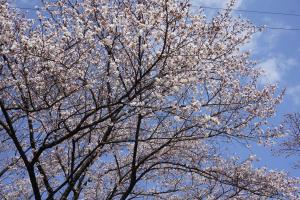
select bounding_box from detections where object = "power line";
[195,5,300,32]
[11,6,39,11]
[8,6,300,32]
[265,26,300,31]
[198,5,300,17]
[11,5,300,17]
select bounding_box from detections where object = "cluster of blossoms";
[0,0,299,199]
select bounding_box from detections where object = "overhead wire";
[8,5,300,32]
[193,5,300,32]
[198,5,300,17]
[11,5,300,17]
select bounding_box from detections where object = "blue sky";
[195,0,300,111]
[13,0,300,175]
[193,0,300,176]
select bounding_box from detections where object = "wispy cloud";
[259,56,297,84]
[191,0,248,18]
[192,0,246,8]
[193,0,228,8]
[288,85,300,105]
[11,0,37,7]
[259,58,280,84]
[243,28,281,56]
[242,31,262,53]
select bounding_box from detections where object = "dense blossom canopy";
[0,0,299,199]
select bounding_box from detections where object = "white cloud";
[264,31,281,50]
[192,0,245,8]
[20,0,30,3]
[288,85,300,105]
[241,13,290,55]
[242,27,281,55]
[11,0,37,6]
[260,58,280,84]
[191,0,247,18]
[242,31,262,53]
[259,56,297,84]
[260,17,288,50]
[192,0,228,8]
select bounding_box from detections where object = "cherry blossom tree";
[0,0,299,199]
[277,113,300,169]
